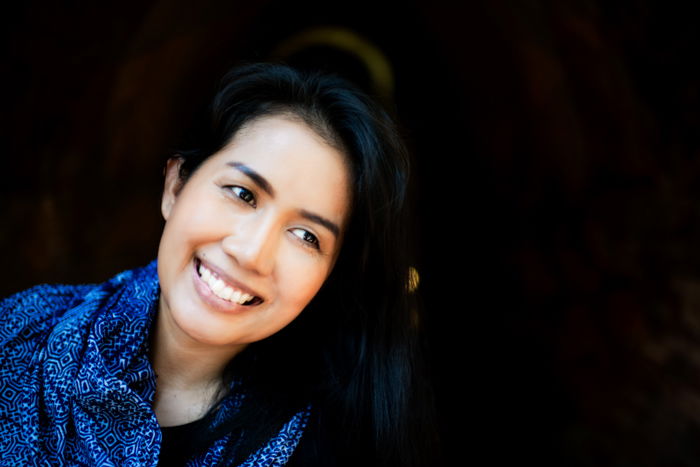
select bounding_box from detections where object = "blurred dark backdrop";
[2,0,700,465]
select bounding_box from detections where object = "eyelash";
[290,228,320,250]
[229,186,256,208]
[225,185,321,251]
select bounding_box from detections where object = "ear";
[161,157,185,221]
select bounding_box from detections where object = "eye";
[228,186,256,207]
[290,228,320,250]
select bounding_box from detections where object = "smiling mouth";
[195,259,263,306]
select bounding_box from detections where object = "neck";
[151,299,247,426]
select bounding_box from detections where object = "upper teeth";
[198,263,255,305]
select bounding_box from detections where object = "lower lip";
[191,259,250,314]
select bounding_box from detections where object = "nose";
[221,214,279,276]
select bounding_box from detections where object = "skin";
[152,115,351,426]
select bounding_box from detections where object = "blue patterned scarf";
[0,261,308,466]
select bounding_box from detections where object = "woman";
[0,63,436,466]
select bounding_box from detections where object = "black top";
[158,417,207,467]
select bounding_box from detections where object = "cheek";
[158,196,222,287]
[278,257,331,315]
[166,195,228,246]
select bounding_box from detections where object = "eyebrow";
[228,161,275,197]
[299,210,340,238]
[227,161,341,238]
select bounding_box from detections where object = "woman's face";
[157,115,351,351]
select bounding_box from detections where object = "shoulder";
[0,261,158,334]
[0,260,159,343]
[0,282,98,398]
[0,282,96,343]
[0,260,159,376]
[1,282,94,311]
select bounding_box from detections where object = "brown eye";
[291,228,320,249]
[229,186,256,208]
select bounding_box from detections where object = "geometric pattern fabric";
[0,260,307,466]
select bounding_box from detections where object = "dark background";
[2,1,700,465]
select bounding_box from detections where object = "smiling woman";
[156,116,350,351]
[0,63,437,466]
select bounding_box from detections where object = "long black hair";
[175,62,437,467]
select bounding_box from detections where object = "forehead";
[205,115,352,224]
